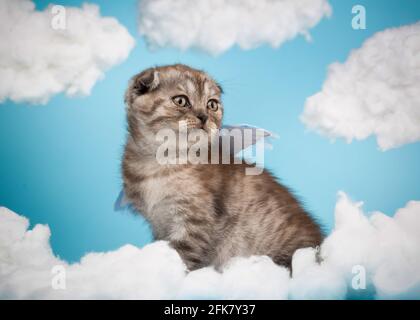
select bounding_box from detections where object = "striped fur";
[122,64,323,271]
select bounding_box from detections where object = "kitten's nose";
[197,113,208,125]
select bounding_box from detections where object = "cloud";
[301,22,420,151]
[138,0,332,55]
[293,193,420,299]
[0,0,135,104]
[0,192,420,299]
[1,192,419,299]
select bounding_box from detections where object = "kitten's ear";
[125,68,160,104]
[133,68,160,94]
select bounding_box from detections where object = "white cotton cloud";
[301,22,420,151]
[293,193,420,299]
[0,0,135,104]
[138,0,332,55]
[1,192,420,299]
[0,207,186,299]
[178,256,291,299]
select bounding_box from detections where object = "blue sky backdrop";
[1,0,420,263]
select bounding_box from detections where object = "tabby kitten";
[122,64,322,271]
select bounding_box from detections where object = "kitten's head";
[125,64,223,148]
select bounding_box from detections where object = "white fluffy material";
[301,23,420,151]
[0,0,135,104]
[138,0,332,55]
[1,192,419,299]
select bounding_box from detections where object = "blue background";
[1,0,419,263]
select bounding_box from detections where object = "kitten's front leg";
[167,205,217,271]
[171,240,209,271]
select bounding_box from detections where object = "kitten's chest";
[139,168,203,240]
[139,168,199,215]
[140,176,171,213]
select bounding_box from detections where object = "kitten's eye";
[207,99,219,111]
[172,95,190,108]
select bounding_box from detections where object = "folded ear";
[133,68,160,94]
[124,68,160,105]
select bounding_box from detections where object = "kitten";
[122,64,323,271]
